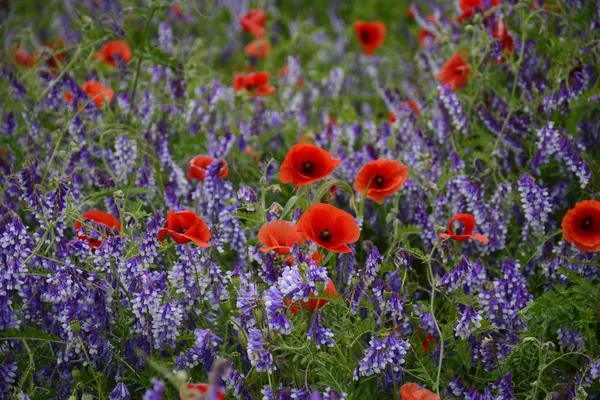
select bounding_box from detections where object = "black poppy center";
[455,227,464,235]
[320,229,331,242]
[581,216,593,231]
[303,161,313,174]
[374,175,384,188]
[360,30,372,43]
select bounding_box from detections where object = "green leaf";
[280,195,298,220]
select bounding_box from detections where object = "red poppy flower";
[492,18,514,62]
[83,81,114,107]
[289,277,338,314]
[239,8,267,38]
[244,38,271,59]
[65,81,114,108]
[400,383,440,400]
[457,0,501,23]
[12,45,36,68]
[187,155,229,182]
[258,220,305,255]
[296,203,360,253]
[405,100,421,115]
[562,200,600,252]
[439,213,489,244]
[436,51,470,91]
[354,20,387,56]
[354,159,409,204]
[158,210,212,248]
[279,144,341,188]
[180,383,225,400]
[74,210,121,249]
[94,40,132,67]
[233,72,275,97]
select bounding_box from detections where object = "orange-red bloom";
[158,210,212,248]
[244,38,271,59]
[180,383,225,400]
[289,277,338,314]
[492,18,514,62]
[457,0,501,23]
[297,203,360,253]
[258,220,305,255]
[436,51,470,91]
[354,159,409,204]
[12,45,36,68]
[74,210,121,249]
[65,81,114,108]
[233,72,275,97]
[279,144,341,188]
[440,213,489,244]
[354,20,387,56]
[94,40,132,67]
[561,200,600,252]
[399,383,440,400]
[187,155,229,181]
[239,9,267,38]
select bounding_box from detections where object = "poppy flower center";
[320,229,331,242]
[303,161,313,174]
[360,30,372,43]
[374,175,384,188]
[581,216,593,231]
[455,227,464,235]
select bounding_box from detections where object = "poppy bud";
[70,320,81,334]
[82,394,93,400]
[72,369,80,380]
[220,299,231,313]
[352,275,360,286]
[231,274,241,288]
[252,306,263,322]
[384,289,392,301]
[256,280,266,294]
[315,279,325,293]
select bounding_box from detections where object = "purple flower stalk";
[307,311,335,349]
[247,328,275,372]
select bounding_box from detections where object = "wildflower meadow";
[2,0,600,399]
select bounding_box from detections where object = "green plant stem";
[129,7,157,118]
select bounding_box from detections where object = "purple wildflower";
[455,305,482,339]
[247,328,275,372]
[556,328,585,351]
[438,256,472,293]
[307,311,335,349]
[109,382,131,400]
[176,329,223,371]
[517,174,552,238]
[353,334,410,379]
[263,286,292,334]
[143,379,166,400]
[438,85,468,134]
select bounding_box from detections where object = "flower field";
[1,0,600,399]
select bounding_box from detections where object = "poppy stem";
[425,242,444,395]
[129,7,157,118]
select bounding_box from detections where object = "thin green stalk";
[129,7,157,118]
